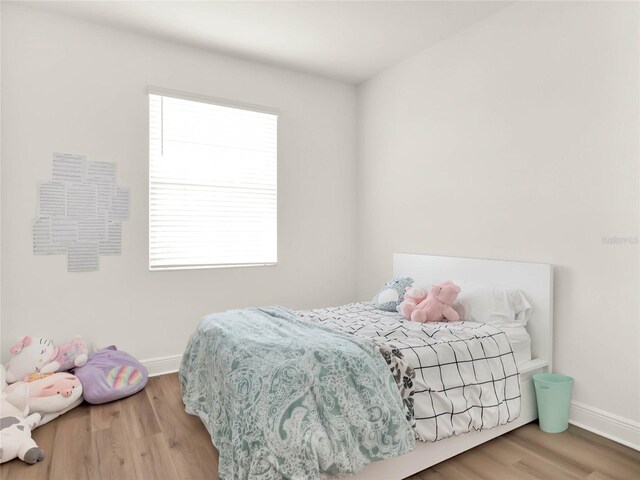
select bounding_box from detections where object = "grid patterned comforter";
[296,302,521,442]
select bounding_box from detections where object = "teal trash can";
[533,373,573,433]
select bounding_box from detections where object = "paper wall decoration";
[33,153,130,272]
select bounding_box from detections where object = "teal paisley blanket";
[179,307,415,480]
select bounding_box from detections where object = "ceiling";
[22,1,511,84]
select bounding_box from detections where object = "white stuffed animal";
[5,337,59,383]
[5,336,88,384]
[0,413,44,464]
[0,366,45,464]
[5,372,84,427]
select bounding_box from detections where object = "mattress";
[498,324,532,365]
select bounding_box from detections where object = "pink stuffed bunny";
[411,281,462,323]
[397,286,428,319]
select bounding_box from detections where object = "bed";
[180,253,553,479]
[328,253,553,479]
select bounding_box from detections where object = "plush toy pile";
[0,336,88,465]
[0,336,148,465]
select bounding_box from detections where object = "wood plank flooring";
[1,373,638,480]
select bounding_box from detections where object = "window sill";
[149,262,277,271]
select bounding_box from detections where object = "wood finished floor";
[1,373,638,480]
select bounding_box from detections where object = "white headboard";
[393,253,553,368]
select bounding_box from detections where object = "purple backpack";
[74,346,148,404]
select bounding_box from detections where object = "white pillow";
[455,283,533,326]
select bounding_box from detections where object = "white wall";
[357,0,640,433]
[0,4,357,362]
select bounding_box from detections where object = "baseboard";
[570,400,640,451]
[141,354,182,377]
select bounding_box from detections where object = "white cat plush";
[6,336,89,384]
[5,337,59,383]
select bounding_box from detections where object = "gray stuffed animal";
[373,277,414,311]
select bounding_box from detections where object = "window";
[148,89,278,270]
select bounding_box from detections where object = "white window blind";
[149,90,277,270]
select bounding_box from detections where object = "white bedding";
[498,324,532,365]
[297,302,522,443]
